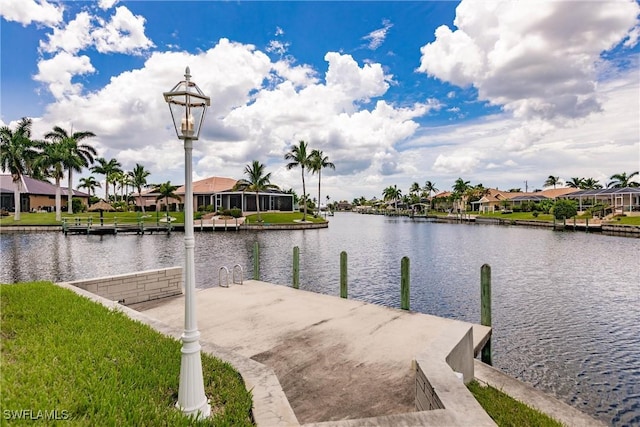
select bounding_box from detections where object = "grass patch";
[606,215,640,225]
[0,282,252,426]
[478,212,555,221]
[467,380,563,427]
[245,212,327,224]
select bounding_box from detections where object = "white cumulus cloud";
[0,0,63,27]
[92,6,154,54]
[33,52,95,99]
[40,11,94,54]
[418,0,640,122]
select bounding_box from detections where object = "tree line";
[1,118,337,222]
[233,140,335,222]
[352,172,639,213]
[0,117,174,220]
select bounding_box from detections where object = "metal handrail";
[232,264,243,285]
[218,266,230,288]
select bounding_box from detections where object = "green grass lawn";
[467,381,563,427]
[1,282,252,426]
[607,215,640,225]
[477,212,555,221]
[245,211,328,224]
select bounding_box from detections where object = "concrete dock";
[136,280,494,425]
[61,269,606,426]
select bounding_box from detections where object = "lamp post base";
[176,330,210,419]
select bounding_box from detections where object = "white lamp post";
[163,66,211,419]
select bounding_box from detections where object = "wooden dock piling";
[293,246,300,289]
[400,256,410,310]
[340,251,348,298]
[480,263,492,365]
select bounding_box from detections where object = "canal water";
[1,212,638,426]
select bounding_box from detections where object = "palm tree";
[129,164,151,212]
[154,181,181,215]
[581,178,602,190]
[544,175,560,189]
[36,140,68,221]
[109,171,123,202]
[452,178,470,211]
[423,180,438,210]
[410,182,421,196]
[309,149,335,216]
[233,160,278,222]
[78,176,101,197]
[465,184,490,211]
[44,126,96,214]
[382,185,401,210]
[91,157,122,200]
[566,177,584,188]
[0,118,41,220]
[116,172,133,203]
[607,171,639,188]
[284,140,312,221]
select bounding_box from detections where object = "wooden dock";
[62,216,245,235]
[63,220,173,235]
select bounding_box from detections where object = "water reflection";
[1,214,639,425]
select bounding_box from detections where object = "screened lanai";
[563,187,640,214]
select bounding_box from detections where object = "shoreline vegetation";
[1,210,638,228]
[0,282,253,426]
[1,281,565,427]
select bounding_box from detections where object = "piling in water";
[340,251,348,298]
[401,256,410,310]
[293,246,300,289]
[481,263,492,365]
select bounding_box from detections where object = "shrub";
[532,211,539,218]
[217,208,243,218]
[71,198,85,214]
[552,199,578,220]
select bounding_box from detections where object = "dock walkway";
[136,280,493,425]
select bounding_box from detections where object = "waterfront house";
[0,174,89,213]
[562,187,640,216]
[132,176,294,214]
[472,187,579,213]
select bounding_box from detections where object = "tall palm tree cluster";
[545,173,639,190]
[0,117,157,220]
[284,140,335,222]
[1,117,97,221]
[231,141,336,222]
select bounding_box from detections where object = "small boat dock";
[62,218,173,235]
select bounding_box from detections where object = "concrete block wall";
[414,325,492,425]
[67,267,183,305]
[415,363,444,411]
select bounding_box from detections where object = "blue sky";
[2,0,639,201]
